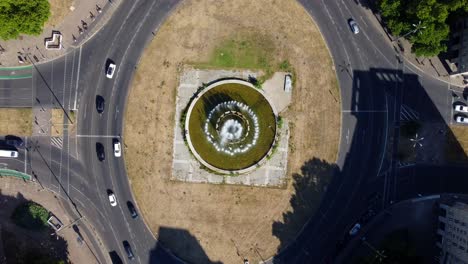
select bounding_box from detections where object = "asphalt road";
[0,0,467,263]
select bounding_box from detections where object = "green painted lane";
[0,74,33,80]
[0,65,33,71]
[0,168,31,181]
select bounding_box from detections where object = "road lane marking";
[73,46,82,110]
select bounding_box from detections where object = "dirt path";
[124,0,340,263]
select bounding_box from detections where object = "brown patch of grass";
[51,109,76,137]
[124,0,340,263]
[0,109,32,136]
[46,0,74,27]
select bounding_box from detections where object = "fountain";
[185,79,277,173]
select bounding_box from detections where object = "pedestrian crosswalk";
[400,105,420,121]
[51,137,63,149]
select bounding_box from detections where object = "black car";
[96,95,105,114]
[5,135,24,148]
[122,241,135,260]
[127,201,139,219]
[96,142,105,161]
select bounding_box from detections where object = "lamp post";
[393,21,426,42]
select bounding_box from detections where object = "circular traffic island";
[185,80,277,173]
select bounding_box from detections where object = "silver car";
[348,19,360,34]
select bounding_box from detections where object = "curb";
[0,169,32,181]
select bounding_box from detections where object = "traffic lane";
[80,135,134,263]
[397,165,468,200]
[0,78,33,107]
[101,1,186,260]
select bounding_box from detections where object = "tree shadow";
[269,68,468,263]
[0,191,69,264]
[149,226,222,264]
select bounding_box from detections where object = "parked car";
[96,95,105,114]
[5,135,24,148]
[108,190,117,207]
[127,201,138,219]
[349,223,361,236]
[106,61,116,79]
[122,241,135,260]
[348,19,359,34]
[456,115,468,124]
[113,139,122,157]
[96,142,105,161]
[454,105,468,113]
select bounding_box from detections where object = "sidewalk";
[360,5,467,89]
[0,0,122,67]
[397,38,467,89]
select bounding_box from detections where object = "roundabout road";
[0,0,464,263]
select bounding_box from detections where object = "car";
[127,201,139,219]
[349,223,361,236]
[106,62,116,79]
[108,191,117,207]
[454,105,468,113]
[113,139,122,157]
[122,241,135,260]
[5,135,24,148]
[96,142,105,161]
[348,19,359,34]
[456,115,468,124]
[96,95,105,114]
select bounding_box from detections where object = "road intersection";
[0,0,467,263]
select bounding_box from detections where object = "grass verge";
[0,108,32,136]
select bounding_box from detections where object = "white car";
[114,140,121,157]
[454,105,468,113]
[456,116,468,124]
[349,223,361,236]
[108,193,117,207]
[348,19,359,34]
[106,62,116,79]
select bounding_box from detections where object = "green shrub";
[11,201,49,231]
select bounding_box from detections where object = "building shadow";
[0,190,69,264]
[149,226,223,264]
[269,68,468,263]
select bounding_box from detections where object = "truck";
[0,150,19,158]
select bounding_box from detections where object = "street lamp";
[393,21,426,42]
[409,133,424,148]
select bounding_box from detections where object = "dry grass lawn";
[47,0,74,27]
[124,0,340,263]
[51,109,76,137]
[0,109,32,136]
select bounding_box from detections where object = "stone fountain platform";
[171,68,291,187]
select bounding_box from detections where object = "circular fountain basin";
[185,79,277,174]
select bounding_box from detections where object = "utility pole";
[393,21,426,42]
[24,52,74,124]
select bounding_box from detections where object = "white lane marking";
[73,46,82,110]
[345,128,350,145]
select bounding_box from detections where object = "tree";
[378,0,468,57]
[0,0,50,40]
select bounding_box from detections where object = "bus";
[0,150,18,158]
